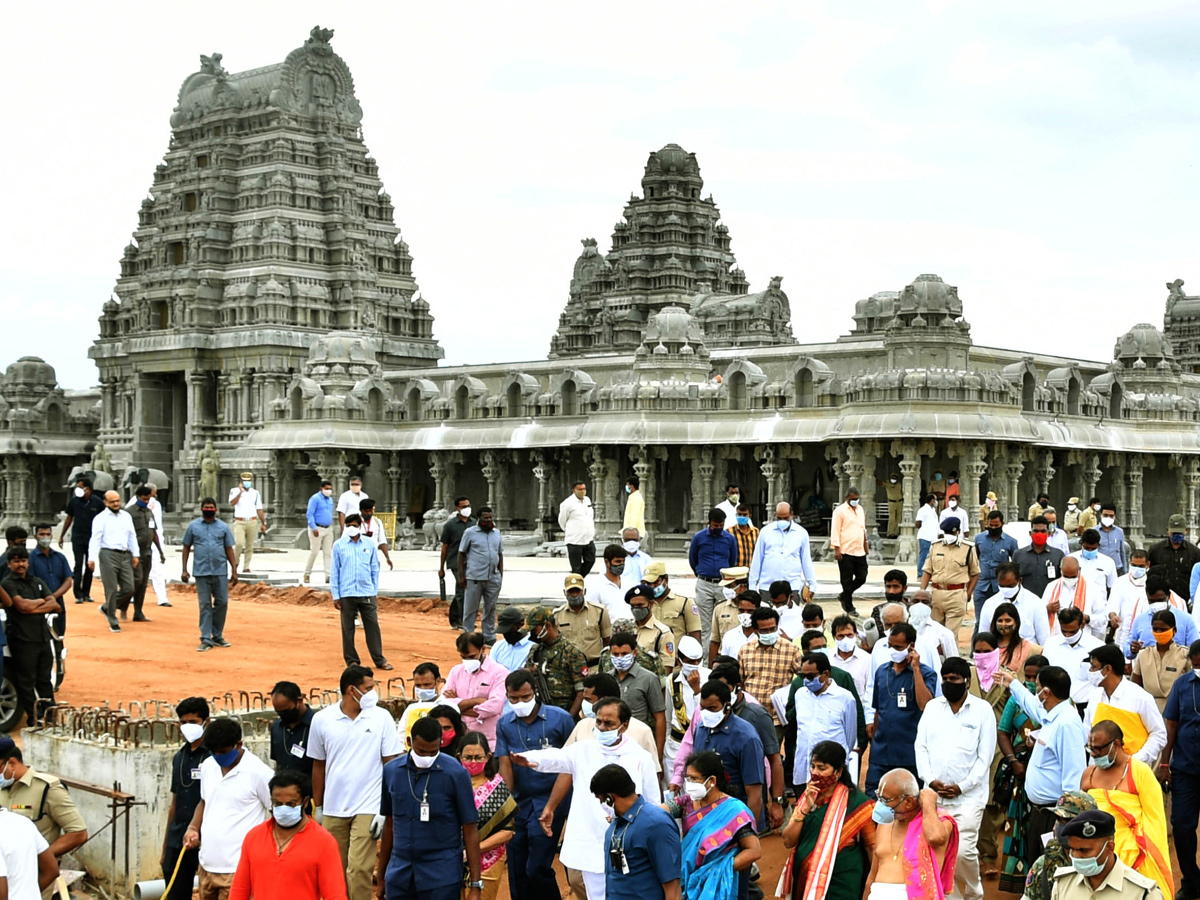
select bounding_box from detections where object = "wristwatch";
[772,796,786,805]
[468,881,485,890]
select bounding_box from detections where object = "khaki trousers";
[325,813,377,900]
[233,519,258,569]
[197,867,234,900]
[931,588,968,637]
[306,525,334,577]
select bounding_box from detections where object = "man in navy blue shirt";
[591,763,682,900]
[377,716,482,900]
[58,475,105,604]
[867,622,937,798]
[973,510,1018,626]
[29,523,72,636]
[692,680,764,824]
[494,669,574,900]
[1161,639,1200,900]
[689,509,739,648]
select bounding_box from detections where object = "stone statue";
[396,517,418,550]
[1167,278,1187,314]
[200,53,226,77]
[421,507,450,550]
[199,440,221,500]
[90,441,112,476]
[598,308,615,345]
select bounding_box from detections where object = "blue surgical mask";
[273,804,303,827]
[1092,750,1115,770]
[757,632,779,646]
[804,677,824,694]
[212,748,240,768]
[872,800,896,824]
[136,499,148,508]
[736,516,750,527]
[652,583,667,599]
[611,653,634,671]
[1081,548,1098,560]
[0,763,14,790]
[596,727,622,747]
[242,480,252,489]
[1129,566,1146,580]
[581,699,596,718]
[1071,845,1110,877]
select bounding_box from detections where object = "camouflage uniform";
[525,607,588,710]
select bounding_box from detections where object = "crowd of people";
[1,476,1200,900]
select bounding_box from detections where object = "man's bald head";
[104,490,122,511]
[1062,557,1080,578]
[910,590,932,606]
[775,502,792,520]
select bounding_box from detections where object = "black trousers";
[567,542,596,577]
[448,569,465,628]
[838,554,868,606]
[8,637,53,727]
[120,546,151,616]
[71,538,93,599]
[162,845,200,900]
[1026,803,1059,869]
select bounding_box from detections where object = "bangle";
[1005,755,1016,762]
[1157,763,1169,768]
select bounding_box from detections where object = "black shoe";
[213,638,232,648]
[197,643,213,652]
[83,596,95,603]
[109,622,122,633]
[75,598,84,604]
[840,599,856,613]
[132,614,151,622]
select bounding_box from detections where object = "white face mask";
[889,647,910,664]
[1092,504,1101,512]
[462,658,482,674]
[1000,585,1020,600]
[581,699,596,718]
[411,751,438,769]
[836,636,857,653]
[684,780,710,803]
[180,723,205,744]
[737,612,753,628]
[699,708,726,729]
[321,489,332,496]
[510,698,537,718]
[1149,601,1169,613]
[345,526,361,538]
[1101,516,1115,527]
[460,507,472,519]
[942,533,959,545]
[849,498,859,507]
[415,687,438,702]
[947,500,958,509]
[680,663,700,676]
[356,688,378,709]
[74,487,85,498]
[909,604,932,628]
[1063,631,1083,647]
[723,587,737,602]
[622,540,640,555]
[1068,504,1077,511]
[1062,576,1078,588]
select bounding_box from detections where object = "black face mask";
[480,521,494,531]
[202,509,216,520]
[278,707,302,725]
[504,629,524,644]
[941,682,967,703]
[884,591,905,603]
[987,526,1003,537]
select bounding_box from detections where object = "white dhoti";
[150,548,170,605]
[868,882,909,900]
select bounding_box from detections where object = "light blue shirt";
[330,534,379,600]
[1047,528,1071,556]
[459,526,503,581]
[749,520,816,592]
[1098,526,1127,572]
[622,550,653,585]
[491,635,534,673]
[306,491,334,529]
[1125,607,1198,658]
[1008,680,1086,805]
[791,680,857,783]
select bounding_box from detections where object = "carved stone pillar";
[429,451,448,509]
[824,443,848,503]
[318,449,349,497]
[952,441,987,522]
[1186,458,1200,542]
[386,451,403,515]
[185,372,204,448]
[756,444,783,505]
[890,439,933,563]
[532,450,554,542]
[585,447,610,532]
[842,440,865,504]
[4,456,33,524]
[1083,453,1102,507]
[1034,449,1056,498]
[631,447,654,548]
[480,451,499,511]
[1125,454,1149,547]
[1005,454,1025,525]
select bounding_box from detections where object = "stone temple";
[4,26,1200,564]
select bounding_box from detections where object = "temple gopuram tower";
[89,27,442,511]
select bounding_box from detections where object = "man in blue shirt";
[867,622,937,798]
[973,510,1019,626]
[591,763,682,900]
[748,503,818,602]
[494,669,574,900]
[1001,664,1086,869]
[1097,503,1127,575]
[304,480,335,585]
[331,513,391,671]
[689,508,739,648]
[1161,639,1200,900]
[693,680,764,825]
[459,507,504,642]
[180,497,237,652]
[377,716,482,900]
[491,607,534,673]
[29,523,72,637]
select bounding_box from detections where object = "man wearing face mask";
[625,584,677,674]
[1044,508,1071,555]
[557,573,611,666]
[943,490,969,535]
[640,561,700,651]
[331,513,391,671]
[879,473,904,539]
[973,510,1019,629]
[715,484,742,531]
[719,593,767,662]
[622,475,646,538]
[1095,504,1128,575]
[1077,497,1102,536]
[784,652,855,790]
[731,503,758,568]
[227,472,266,574]
[690,510,739,648]
[377,716,482,900]
[1051,810,1164,900]
[1132,610,1193,713]
[592,764,683,900]
[566,675,662,773]
[303,480,335,585]
[491,606,535,673]
[494,669,574,900]
[1043,608,1104,707]
[1109,550,1154,650]
[767,579,805,639]
[917,493,941,577]
[1123,573,1196,659]
[608,633,667,759]
[181,497,238,652]
[459,508,504,643]
[558,481,596,577]
[662,636,710,786]
[914,657,996,900]
[1015,516,1065,598]
[28,524,72,638]
[125,484,166,623]
[1063,497,1083,535]
[919,517,979,638]
[89,489,140,634]
[183,717,274,900]
[708,567,751,661]
[867,605,943,707]
[512,697,660,900]
[59,475,104,604]
[863,770,957,900]
[1150,514,1200,603]
[269,682,315,779]
[439,496,475,631]
[398,662,449,746]
[1072,529,1118,606]
[831,487,869,615]
[1022,792,1099,900]
[1029,493,1052,522]
[1082,644,1167,767]
[620,528,653,586]
[523,607,587,716]
[865,622,937,798]
[589,544,632,626]
[910,591,959,661]
[691,681,765,826]
[307,666,402,900]
[1044,556,1106,642]
[444,632,510,743]
[748,502,817,612]
[978,562,1051,646]
[162,698,210,900]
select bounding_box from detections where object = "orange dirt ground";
[37,582,1186,900]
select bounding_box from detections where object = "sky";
[5,1,1200,389]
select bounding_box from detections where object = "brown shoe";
[303,574,310,584]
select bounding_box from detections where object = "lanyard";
[612,801,644,853]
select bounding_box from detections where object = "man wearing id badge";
[376,716,482,900]
[591,763,681,900]
[269,682,315,780]
[865,622,936,798]
[161,697,211,900]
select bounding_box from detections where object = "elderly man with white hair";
[869,603,942,695]
[748,502,818,597]
[863,768,958,900]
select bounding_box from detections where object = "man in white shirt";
[1041,607,1103,707]
[715,483,742,531]
[127,483,171,606]
[359,498,393,571]
[1044,556,1108,641]
[227,471,266,573]
[511,697,660,900]
[830,614,873,711]
[1043,508,1071,555]
[620,528,653,587]
[977,562,1050,646]
[768,580,806,640]
[787,652,856,785]
[869,603,941,696]
[558,481,597,577]
[908,591,959,661]
[182,717,272,898]
[719,593,763,660]
[1107,549,1156,649]
[1072,529,1117,603]
[336,476,368,532]
[586,544,630,624]
[88,489,139,633]
[0,806,59,900]
[944,495,970,535]
[914,657,997,900]
[308,665,403,900]
[915,493,941,579]
[1082,644,1167,766]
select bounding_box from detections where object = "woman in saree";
[988,603,1042,678]
[458,732,516,900]
[780,740,876,900]
[662,750,761,900]
[1080,720,1173,900]
[994,654,1048,894]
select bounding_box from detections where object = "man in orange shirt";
[229,771,346,900]
[831,487,869,614]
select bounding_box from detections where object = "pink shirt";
[443,656,510,744]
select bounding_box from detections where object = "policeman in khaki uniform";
[554,573,611,665]
[918,516,979,637]
[524,607,588,714]
[640,561,702,649]
[1048,809,1163,900]
[708,566,751,658]
[0,737,89,861]
[626,584,676,674]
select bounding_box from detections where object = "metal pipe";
[133,877,199,900]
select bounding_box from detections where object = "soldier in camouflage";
[599,617,666,678]
[524,607,587,715]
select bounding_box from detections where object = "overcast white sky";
[5,1,1200,389]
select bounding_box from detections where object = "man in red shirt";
[229,771,346,900]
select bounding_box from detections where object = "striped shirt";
[732,525,759,568]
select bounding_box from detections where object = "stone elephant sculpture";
[123,466,172,494]
[421,508,450,550]
[64,467,115,493]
